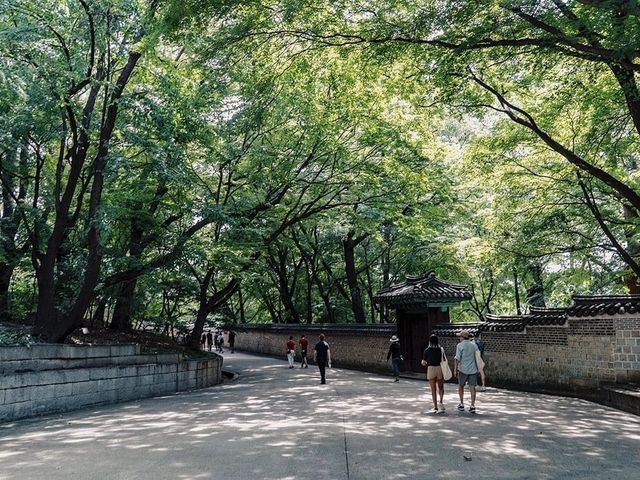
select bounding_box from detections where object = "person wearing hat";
[313,333,331,384]
[386,335,403,382]
[454,329,480,413]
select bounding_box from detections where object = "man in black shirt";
[313,333,331,384]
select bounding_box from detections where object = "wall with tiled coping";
[0,344,222,422]
[233,315,640,392]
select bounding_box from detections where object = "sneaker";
[469,406,476,414]
[430,408,439,414]
[436,408,445,414]
[439,402,445,412]
[394,378,399,382]
[479,386,486,392]
[457,403,465,411]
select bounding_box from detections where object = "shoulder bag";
[440,347,453,381]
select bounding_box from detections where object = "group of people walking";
[283,329,485,404]
[201,330,236,353]
[389,329,485,414]
[285,334,331,384]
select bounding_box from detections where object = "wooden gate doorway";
[373,272,472,373]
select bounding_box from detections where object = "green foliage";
[2,0,640,340]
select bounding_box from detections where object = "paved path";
[1,352,639,480]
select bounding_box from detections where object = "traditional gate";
[373,272,472,372]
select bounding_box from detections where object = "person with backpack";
[421,334,447,414]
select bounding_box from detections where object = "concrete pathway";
[1,352,639,480]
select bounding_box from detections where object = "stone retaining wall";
[0,344,222,422]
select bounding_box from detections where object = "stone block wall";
[438,316,640,391]
[0,344,222,422]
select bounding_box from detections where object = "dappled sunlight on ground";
[1,352,639,479]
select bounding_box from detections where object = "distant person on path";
[216,332,225,353]
[228,330,236,353]
[421,334,446,414]
[206,330,213,352]
[200,333,206,350]
[313,333,331,384]
[454,329,480,413]
[286,336,296,368]
[470,332,486,391]
[299,335,309,368]
[386,335,403,382]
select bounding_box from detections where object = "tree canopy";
[1,0,639,342]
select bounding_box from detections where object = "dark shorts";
[458,372,478,386]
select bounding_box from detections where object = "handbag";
[475,350,485,371]
[440,347,453,381]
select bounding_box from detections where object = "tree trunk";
[343,231,367,324]
[110,278,139,331]
[513,268,522,315]
[189,278,240,350]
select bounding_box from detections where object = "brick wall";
[234,316,640,392]
[0,344,223,422]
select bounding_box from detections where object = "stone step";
[601,383,640,416]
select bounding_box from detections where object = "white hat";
[390,335,399,342]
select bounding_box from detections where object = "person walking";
[228,330,236,353]
[286,336,296,368]
[454,329,480,413]
[200,333,206,351]
[313,333,331,384]
[206,331,213,352]
[421,334,446,414]
[216,332,225,353]
[386,335,403,382]
[299,335,309,368]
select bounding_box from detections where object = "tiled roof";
[568,295,640,317]
[237,323,396,335]
[373,271,472,307]
[432,307,567,336]
[433,294,640,337]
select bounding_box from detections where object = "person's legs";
[287,352,294,367]
[457,372,467,409]
[429,378,438,409]
[318,363,326,383]
[437,378,445,404]
[467,373,478,412]
[392,358,401,381]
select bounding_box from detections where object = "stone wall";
[234,314,640,393]
[0,344,222,422]
[233,324,395,372]
[438,315,640,391]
